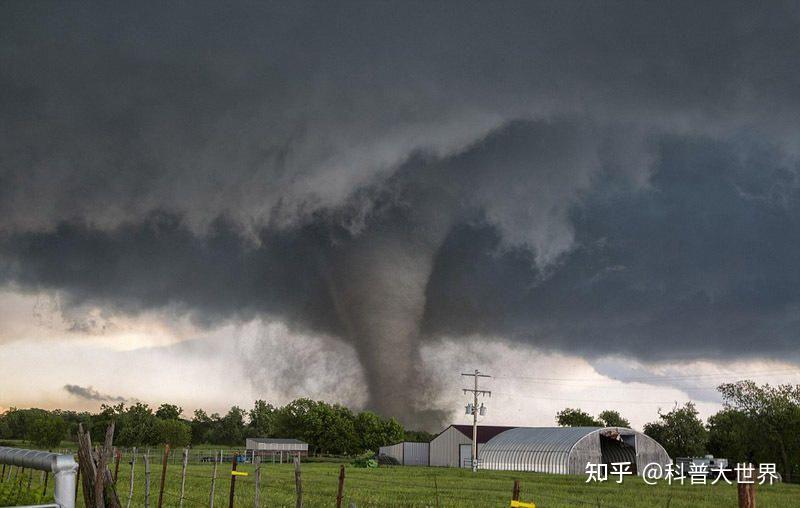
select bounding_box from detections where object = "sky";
[2,1,800,431]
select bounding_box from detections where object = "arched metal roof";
[478,426,670,474]
[479,427,601,473]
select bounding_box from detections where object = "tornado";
[323,179,457,427]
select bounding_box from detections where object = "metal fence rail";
[0,447,77,508]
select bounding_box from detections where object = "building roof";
[247,438,307,444]
[481,426,603,454]
[478,426,670,474]
[449,425,517,443]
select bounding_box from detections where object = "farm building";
[245,438,308,459]
[478,427,670,475]
[378,442,430,466]
[430,425,516,467]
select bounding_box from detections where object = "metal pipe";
[0,447,78,508]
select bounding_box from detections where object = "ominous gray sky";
[2,1,800,427]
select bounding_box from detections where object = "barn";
[478,426,670,474]
[245,438,308,460]
[429,425,516,467]
[378,442,430,466]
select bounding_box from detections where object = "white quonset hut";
[378,442,430,466]
[479,427,670,475]
[245,438,309,459]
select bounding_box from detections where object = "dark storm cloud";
[63,384,128,403]
[422,135,800,363]
[2,2,800,423]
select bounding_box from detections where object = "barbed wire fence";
[78,446,550,508]
[0,462,53,506]
[4,439,653,508]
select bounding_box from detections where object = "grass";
[2,458,800,507]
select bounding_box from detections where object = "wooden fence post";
[336,465,345,508]
[228,453,238,508]
[737,464,756,508]
[209,451,219,508]
[126,447,136,508]
[253,455,261,508]
[144,451,151,508]
[294,456,303,508]
[157,444,170,508]
[179,448,189,508]
[75,422,121,508]
[512,479,520,501]
[113,448,121,485]
[76,425,95,507]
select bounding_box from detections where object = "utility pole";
[462,369,491,473]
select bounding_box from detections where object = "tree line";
[0,398,423,457]
[555,380,800,483]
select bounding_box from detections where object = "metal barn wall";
[378,442,430,465]
[430,426,472,467]
[634,433,671,469]
[378,443,404,463]
[402,442,430,466]
[245,439,309,452]
[567,432,602,474]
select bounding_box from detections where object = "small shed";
[245,438,309,458]
[429,425,516,467]
[479,427,670,475]
[378,442,429,466]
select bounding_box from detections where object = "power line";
[491,391,687,405]
[490,380,782,391]
[493,367,800,383]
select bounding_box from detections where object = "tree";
[404,430,435,443]
[707,408,759,464]
[248,400,276,437]
[273,398,319,441]
[356,411,391,452]
[717,381,800,482]
[382,417,405,447]
[53,410,92,440]
[597,410,630,428]
[157,418,192,446]
[155,404,183,420]
[116,403,160,447]
[643,402,707,459]
[3,408,50,440]
[556,408,601,427]
[90,403,124,443]
[0,411,10,439]
[209,406,247,446]
[306,403,358,455]
[191,409,213,444]
[27,413,67,449]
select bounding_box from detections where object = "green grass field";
[2,458,800,507]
